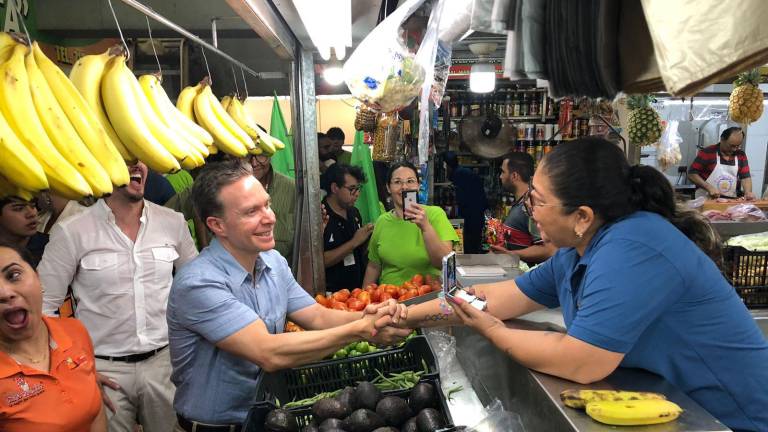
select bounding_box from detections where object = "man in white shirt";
[38,161,198,432]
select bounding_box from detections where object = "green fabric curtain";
[350,131,381,225]
[269,95,295,179]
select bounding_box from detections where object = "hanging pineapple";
[729,69,764,125]
[627,94,662,147]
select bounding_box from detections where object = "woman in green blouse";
[363,162,458,286]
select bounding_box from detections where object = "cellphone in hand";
[402,190,418,220]
[442,252,487,311]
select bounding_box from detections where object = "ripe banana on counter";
[26,49,113,197]
[585,399,683,426]
[138,74,210,159]
[193,84,248,157]
[0,44,92,200]
[560,389,667,410]
[69,47,136,162]
[101,55,180,174]
[226,96,277,156]
[0,107,48,193]
[176,84,200,120]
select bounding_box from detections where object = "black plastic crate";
[723,246,768,308]
[243,375,455,431]
[256,336,438,404]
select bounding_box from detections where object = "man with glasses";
[491,153,556,264]
[248,153,296,262]
[321,164,372,292]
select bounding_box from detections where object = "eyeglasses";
[390,178,419,188]
[521,182,567,216]
[342,185,362,194]
[252,154,270,164]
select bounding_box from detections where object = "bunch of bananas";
[0,34,130,201]
[561,389,682,426]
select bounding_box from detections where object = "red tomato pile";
[314,274,441,312]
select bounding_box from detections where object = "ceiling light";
[294,0,351,60]
[468,42,498,93]
[324,51,344,85]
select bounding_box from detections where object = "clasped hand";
[359,299,411,345]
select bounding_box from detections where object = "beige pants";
[96,347,176,432]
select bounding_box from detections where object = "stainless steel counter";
[447,325,731,432]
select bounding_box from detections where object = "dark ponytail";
[542,138,721,261]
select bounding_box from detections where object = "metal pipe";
[211,18,218,48]
[117,0,285,80]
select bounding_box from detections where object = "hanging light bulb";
[468,42,498,93]
[324,50,344,86]
[294,0,351,61]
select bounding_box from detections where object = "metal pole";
[211,18,218,48]
[117,0,283,80]
[292,48,324,293]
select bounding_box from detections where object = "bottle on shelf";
[449,95,458,118]
[505,89,513,117]
[529,92,540,116]
[512,91,521,117]
[520,93,530,117]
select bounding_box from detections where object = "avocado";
[370,428,398,432]
[264,408,299,432]
[401,417,419,432]
[318,418,348,432]
[344,408,385,432]
[313,398,351,421]
[301,425,320,432]
[337,386,357,412]
[375,396,411,427]
[416,408,445,432]
[408,382,437,413]
[354,381,382,411]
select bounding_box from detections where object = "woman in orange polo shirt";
[0,241,105,431]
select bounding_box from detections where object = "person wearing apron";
[688,126,755,200]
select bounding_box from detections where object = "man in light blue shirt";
[168,159,410,430]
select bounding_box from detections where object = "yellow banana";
[176,84,200,120]
[0,44,92,200]
[0,174,35,201]
[207,144,219,155]
[226,97,276,155]
[560,389,667,410]
[203,85,255,152]
[68,47,135,162]
[138,74,210,159]
[0,32,19,63]
[101,55,180,174]
[25,50,113,197]
[0,107,48,193]
[119,60,196,168]
[586,399,682,426]
[220,95,232,111]
[193,85,248,157]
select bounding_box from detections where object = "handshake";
[358,299,412,346]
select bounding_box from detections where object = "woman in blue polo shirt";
[406,138,768,431]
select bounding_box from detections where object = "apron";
[695,153,739,198]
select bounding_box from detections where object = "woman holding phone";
[362,162,458,287]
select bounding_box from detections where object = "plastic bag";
[343,0,428,113]
[723,204,767,222]
[726,231,768,251]
[657,120,682,171]
[416,0,448,164]
[467,399,526,432]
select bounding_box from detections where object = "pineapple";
[729,69,764,125]
[627,94,662,147]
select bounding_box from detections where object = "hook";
[145,16,162,76]
[10,0,31,44]
[107,0,131,61]
[231,65,240,99]
[200,46,212,83]
[240,67,249,98]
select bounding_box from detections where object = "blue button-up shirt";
[516,211,768,431]
[167,239,315,424]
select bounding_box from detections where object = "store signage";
[448,64,504,80]
[0,0,31,36]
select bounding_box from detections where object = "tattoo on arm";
[417,313,450,326]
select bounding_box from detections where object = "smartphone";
[402,190,418,220]
[442,252,487,310]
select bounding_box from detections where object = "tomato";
[424,274,433,285]
[351,288,363,298]
[418,285,432,296]
[332,290,350,303]
[347,298,365,311]
[407,288,419,298]
[385,285,400,296]
[314,294,329,307]
[411,274,424,286]
[371,289,382,303]
[365,283,378,291]
[399,292,414,301]
[357,291,372,305]
[331,301,348,311]
[379,292,393,302]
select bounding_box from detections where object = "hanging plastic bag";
[416,0,448,163]
[343,0,429,113]
[657,120,682,171]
